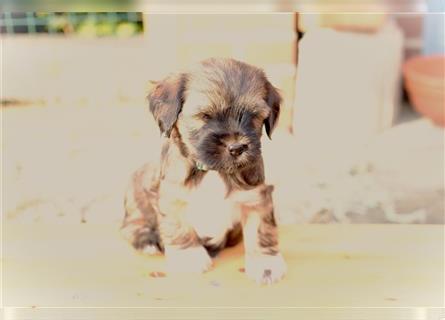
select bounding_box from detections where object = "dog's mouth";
[202,161,249,174]
[195,161,245,173]
[196,148,258,173]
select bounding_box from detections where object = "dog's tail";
[121,163,164,255]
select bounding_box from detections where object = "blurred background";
[2,10,443,227]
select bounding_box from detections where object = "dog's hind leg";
[121,163,164,255]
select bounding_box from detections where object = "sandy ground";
[3,223,444,307]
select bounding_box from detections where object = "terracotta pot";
[403,55,445,126]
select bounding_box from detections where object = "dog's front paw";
[245,253,287,285]
[165,245,213,274]
[141,244,162,256]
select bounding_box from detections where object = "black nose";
[228,143,248,157]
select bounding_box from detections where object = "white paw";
[165,245,213,274]
[245,253,287,285]
[141,245,162,256]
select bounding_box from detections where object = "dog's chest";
[184,171,238,240]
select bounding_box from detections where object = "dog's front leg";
[241,188,287,284]
[158,197,212,274]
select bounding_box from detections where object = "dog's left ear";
[264,81,281,139]
[147,73,188,137]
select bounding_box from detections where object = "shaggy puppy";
[121,58,286,284]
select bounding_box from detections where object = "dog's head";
[148,58,281,173]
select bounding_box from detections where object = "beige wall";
[144,14,298,132]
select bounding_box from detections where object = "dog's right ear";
[147,73,187,137]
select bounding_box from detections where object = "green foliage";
[116,21,140,37]
[70,13,142,37]
[1,12,143,37]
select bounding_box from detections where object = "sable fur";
[121,58,286,283]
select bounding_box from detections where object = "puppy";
[121,58,286,284]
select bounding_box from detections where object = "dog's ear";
[264,81,281,139]
[147,73,188,137]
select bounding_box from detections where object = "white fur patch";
[141,245,161,256]
[184,171,237,240]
